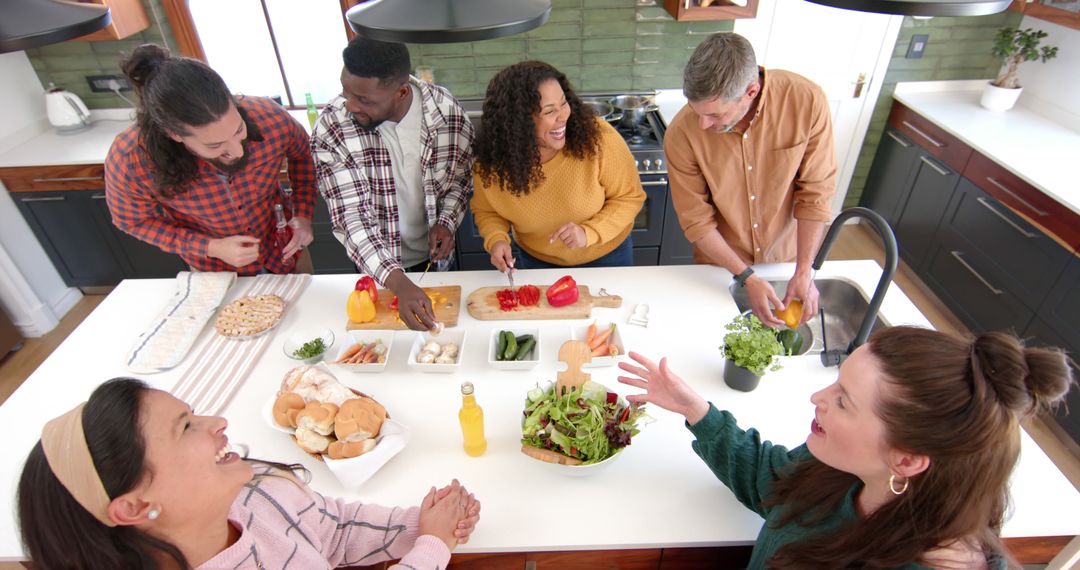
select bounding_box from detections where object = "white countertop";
[894,80,1080,216]
[655,88,688,128]
[0,109,313,169]
[0,261,1076,560]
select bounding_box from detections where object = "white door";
[735,1,903,215]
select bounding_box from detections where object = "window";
[181,0,352,107]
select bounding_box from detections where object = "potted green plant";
[981,27,1059,112]
[719,313,785,392]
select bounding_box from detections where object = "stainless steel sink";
[728,279,890,356]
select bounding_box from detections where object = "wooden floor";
[0,224,1075,569]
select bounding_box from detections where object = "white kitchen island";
[1,261,1078,562]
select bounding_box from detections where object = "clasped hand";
[418,479,482,550]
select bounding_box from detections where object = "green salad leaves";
[521,381,647,465]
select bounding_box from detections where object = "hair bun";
[120,44,171,91]
[972,332,1072,416]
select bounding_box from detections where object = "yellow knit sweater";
[470,118,645,266]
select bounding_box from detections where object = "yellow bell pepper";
[347,290,377,323]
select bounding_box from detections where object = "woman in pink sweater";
[18,378,479,569]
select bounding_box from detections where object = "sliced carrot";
[589,324,615,350]
[591,343,609,357]
[336,343,363,363]
[585,322,597,344]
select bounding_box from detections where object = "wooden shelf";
[72,0,150,42]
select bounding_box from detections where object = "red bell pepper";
[545,275,579,307]
[516,285,540,307]
[355,276,378,303]
[389,296,399,311]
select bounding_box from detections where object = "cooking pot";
[611,94,659,130]
[582,98,622,123]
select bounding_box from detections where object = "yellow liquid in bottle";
[459,389,487,457]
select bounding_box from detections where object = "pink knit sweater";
[197,473,451,569]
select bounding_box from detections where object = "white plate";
[407,329,467,373]
[329,330,393,373]
[569,323,624,368]
[488,327,540,371]
[262,394,409,488]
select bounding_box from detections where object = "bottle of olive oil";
[459,382,487,457]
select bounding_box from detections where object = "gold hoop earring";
[889,474,909,495]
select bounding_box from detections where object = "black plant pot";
[723,359,762,392]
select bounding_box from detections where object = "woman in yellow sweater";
[471,61,645,270]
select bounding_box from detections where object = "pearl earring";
[147,508,160,520]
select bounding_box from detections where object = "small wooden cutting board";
[466,285,621,320]
[345,285,461,330]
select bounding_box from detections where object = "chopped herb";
[292,337,326,359]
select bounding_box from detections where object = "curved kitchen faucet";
[812,207,898,367]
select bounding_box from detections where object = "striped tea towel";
[171,273,311,415]
[126,271,236,374]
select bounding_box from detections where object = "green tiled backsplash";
[25,0,1016,208]
[844,11,1022,207]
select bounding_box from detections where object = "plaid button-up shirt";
[105,95,317,275]
[311,78,474,285]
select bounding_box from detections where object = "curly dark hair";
[120,44,263,200]
[474,61,601,196]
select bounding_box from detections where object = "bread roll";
[294,428,331,454]
[272,392,305,428]
[335,398,384,443]
[280,365,353,406]
[327,438,376,460]
[295,402,339,436]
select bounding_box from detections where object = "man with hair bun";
[665,32,837,329]
[105,44,317,275]
[311,36,475,332]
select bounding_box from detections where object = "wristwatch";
[734,267,754,288]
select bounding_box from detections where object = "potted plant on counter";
[719,313,785,392]
[981,26,1058,112]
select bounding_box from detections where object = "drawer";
[963,151,1080,251]
[888,103,972,173]
[941,178,1069,306]
[0,164,105,192]
[922,231,1033,334]
[1039,255,1080,351]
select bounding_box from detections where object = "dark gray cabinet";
[14,191,126,286]
[308,193,356,274]
[861,128,919,227]
[659,191,695,265]
[1022,315,1080,446]
[893,152,960,271]
[88,192,187,279]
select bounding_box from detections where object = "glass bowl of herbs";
[282,327,335,365]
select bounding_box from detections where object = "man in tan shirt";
[665,32,836,328]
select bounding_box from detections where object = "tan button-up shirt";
[664,68,837,266]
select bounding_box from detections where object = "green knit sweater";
[687,405,1006,569]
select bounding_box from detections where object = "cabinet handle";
[901,121,945,148]
[985,176,1048,217]
[918,155,950,177]
[20,196,66,202]
[885,131,911,148]
[950,250,1003,295]
[30,176,104,183]
[91,194,108,200]
[975,197,1036,239]
[640,179,668,186]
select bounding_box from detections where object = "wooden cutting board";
[466,285,621,320]
[345,285,461,330]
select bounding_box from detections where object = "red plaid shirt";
[104,96,316,275]
[311,78,474,285]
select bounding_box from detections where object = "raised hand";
[617,351,710,425]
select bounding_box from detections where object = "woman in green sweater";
[471,61,645,270]
[617,326,1072,569]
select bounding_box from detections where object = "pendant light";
[803,0,1011,17]
[346,0,551,44]
[0,0,111,54]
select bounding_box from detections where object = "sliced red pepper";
[516,284,540,306]
[495,289,518,311]
[545,275,579,307]
[355,276,378,303]
[389,296,398,311]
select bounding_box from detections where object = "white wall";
[0,51,80,337]
[1018,17,1080,130]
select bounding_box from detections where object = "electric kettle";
[45,84,91,132]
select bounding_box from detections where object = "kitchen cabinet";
[1009,0,1080,31]
[860,127,919,228]
[662,0,759,21]
[658,193,695,265]
[88,191,187,279]
[892,151,960,270]
[71,0,150,41]
[13,191,126,287]
[308,193,357,274]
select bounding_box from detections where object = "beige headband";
[40,403,116,527]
